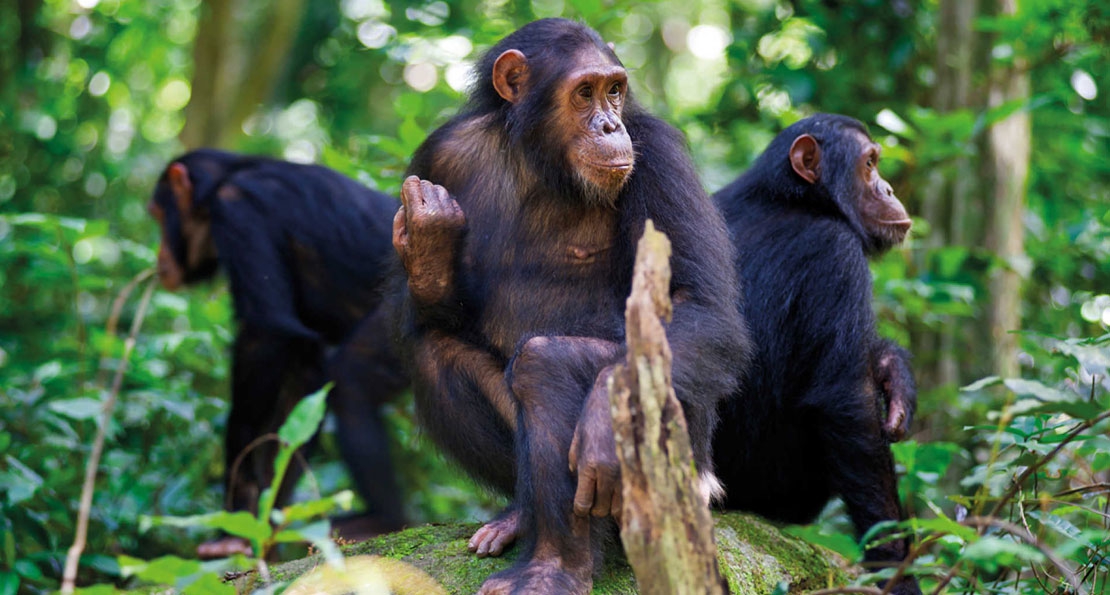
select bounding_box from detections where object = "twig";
[224,433,320,513]
[807,587,883,595]
[877,534,945,595]
[95,268,155,387]
[987,405,1110,519]
[962,516,1087,595]
[225,432,281,511]
[61,277,158,594]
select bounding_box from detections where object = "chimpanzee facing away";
[149,150,408,558]
[713,114,920,594]
[388,18,747,594]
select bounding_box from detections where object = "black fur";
[152,150,408,537]
[391,18,748,588]
[713,114,921,594]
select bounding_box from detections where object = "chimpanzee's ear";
[789,134,821,185]
[492,50,529,104]
[167,163,194,212]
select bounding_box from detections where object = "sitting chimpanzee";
[388,19,747,594]
[148,150,408,558]
[713,114,920,594]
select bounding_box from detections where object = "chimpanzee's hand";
[568,367,621,520]
[393,176,466,306]
[874,346,916,442]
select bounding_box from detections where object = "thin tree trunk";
[983,0,1031,378]
[179,0,305,149]
[180,0,233,148]
[916,0,979,389]
[218,0,306,147]
[609,221,727,595]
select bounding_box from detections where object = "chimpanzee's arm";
[871,338,916,442]
[392,176,469,330]
[626,115,750,468]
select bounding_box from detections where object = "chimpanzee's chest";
[464,203,626,356]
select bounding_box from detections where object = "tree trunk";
[180,0,233,148]
[609,220,727,595]
[179,0,306,149]
[915,0,980,390]
[218,0,306,147]
[983,0,1031,378]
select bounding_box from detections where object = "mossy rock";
[238,512,851,594]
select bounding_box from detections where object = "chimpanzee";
[712,114,920,594]
[148,150,408,558]
[388,19,747,594]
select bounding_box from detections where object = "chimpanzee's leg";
[199,326,322,559]
[328,308,410,539]
[407,330,528,555]
[411,332,518,495]
[825,406,921,595]
[478,336,620,595]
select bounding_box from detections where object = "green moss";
[237,513,851,594]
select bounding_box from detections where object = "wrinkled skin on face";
[493,46,634,206]
[848,130,911,249]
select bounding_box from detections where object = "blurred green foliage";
[1,0,1108,593]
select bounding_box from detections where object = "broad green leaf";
[1,456,44,505]
[12,559,43,581]
[278,490,355,524]
[906,516,977,542]
[274,521,343,566]
[783,525,861,560]
[1003,378,1075,402]
[73,586,117,595]
[962,537,1045,571]
[48,397,103,421]
[141,511,270,543]
[277,384,330,447]
[0,571,18,595]
[117,555,200,584]
[182,571,236,595]
[1009,398,1105,420]
[962,376,1002,392]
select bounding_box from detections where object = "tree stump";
[608,220,727,595]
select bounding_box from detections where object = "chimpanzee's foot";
[196,535,252,559]
[477,558,591,595]
[468,507,521,558]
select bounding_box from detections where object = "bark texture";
[608,220,727,595]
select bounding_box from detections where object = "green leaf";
[962,376,1002,392]
[141,511,270,543]
[73,586,117,595]
[182,571,236,595]
[277,384,330,448]
[278,490,355,524]
[274,521,343,566]
[962,537,1045,572]
[118,555,200,584]
[48,397,103,420]
[783,525,861,560]
[13,559,43,581]
[0,571,18,595]
[908,516,977,542]
[1,456,44,505]
[1003,378,1074,402]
